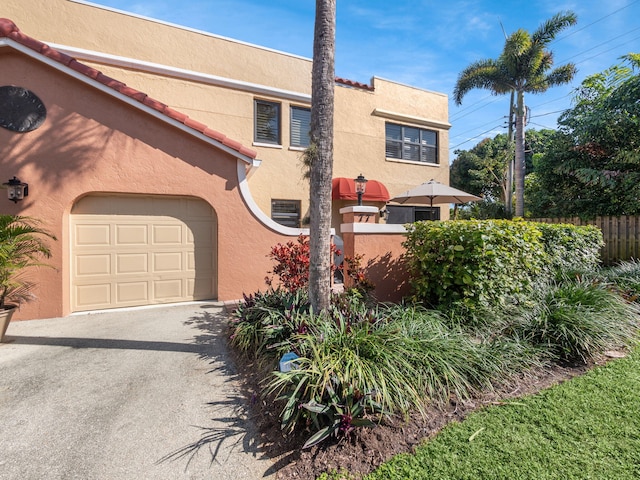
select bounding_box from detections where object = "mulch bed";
[229,346,613,480]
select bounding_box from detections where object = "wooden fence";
[530,216,640,265]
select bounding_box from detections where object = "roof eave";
[0,37,256,165]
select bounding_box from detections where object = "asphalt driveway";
[0,303,275,479]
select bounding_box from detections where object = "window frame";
[385,205,440,224]
[271,199,301,228]
[290,105,311,148]
[254,99,281,145]
[385,122,438,164]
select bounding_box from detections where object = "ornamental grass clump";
[599,259,640,303]
[515,278,640,363]
[264,303,506,448]
[229,288,310,359]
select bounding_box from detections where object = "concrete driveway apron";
[0,303,275,479]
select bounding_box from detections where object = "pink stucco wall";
[1,52,292,320]
[356,233,411,303]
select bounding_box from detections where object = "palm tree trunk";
[309,0,336,312]
[514,90,526,217]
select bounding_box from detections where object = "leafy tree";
[451,129,556,218]
[451,134,513,202]
[530,55,640,218]
[308,0,336,312]
[454,11,577,217]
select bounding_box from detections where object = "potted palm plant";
[0,215,55,342]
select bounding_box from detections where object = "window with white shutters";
[385,122,438,164]
[290,106,311,147]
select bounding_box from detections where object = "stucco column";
[339,206,379,287]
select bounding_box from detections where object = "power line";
[450,93,497,120]
[529,91,573,110]
[557,26,640,65]
[528,121,555,130]
[530,109,566,118]
[570,33,640,68]
[449,125,504,150]
[449,116,506,140]
[552,0,640,44]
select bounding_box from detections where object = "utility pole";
[505,90,515,216]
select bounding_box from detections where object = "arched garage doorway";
[70,194,217,312]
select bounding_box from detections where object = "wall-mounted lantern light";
[3,176,29,203]
[354,173,368,206]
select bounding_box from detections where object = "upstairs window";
[255,100,281,144]
[290,106,311,147]
[385,122,438,164]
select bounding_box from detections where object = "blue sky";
[89,0,640,158]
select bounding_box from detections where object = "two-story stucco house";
[0,0,450,320]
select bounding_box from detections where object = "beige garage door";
[71,195,216,312]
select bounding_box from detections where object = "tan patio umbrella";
[390,179,481,208]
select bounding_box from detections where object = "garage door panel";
[152,225,182,245]
[71,195,216,312]
[153,279,183,300]
[116,225,148,245]
[76,224,111,246]
[188,222,213,244]
[116,253,148,274]
[76,284,111,307]
[116,282,149,303]
[153,252,182,272]
[76,254,111,276]
[190,277,214,298]
[189,249,213,272]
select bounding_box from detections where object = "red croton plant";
[265,235,341,293]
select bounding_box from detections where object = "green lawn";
[366,350,640,480]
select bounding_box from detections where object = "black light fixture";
[354,173,368,206]
[3,176,29,203]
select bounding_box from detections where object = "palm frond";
[532,11,578,45]
[453,60,512,105]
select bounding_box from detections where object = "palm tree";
[454,11,577,217]
[0,215,55,309]
[308,0,336,312]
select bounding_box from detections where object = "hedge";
[403,220,604,309]
[403,220,547,309]
[534,222,604,276]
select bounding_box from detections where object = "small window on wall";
[255,100,281,144]
[385,122,438,164]
[290,106,311,147]
[271,199,301,228]
[385,205,440,224]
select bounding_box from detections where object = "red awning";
[331,177,390,202]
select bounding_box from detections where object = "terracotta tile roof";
[0,18,258,161]
[335,76,374,91]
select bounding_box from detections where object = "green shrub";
[403,220,547,309]
[534,222,604,276]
